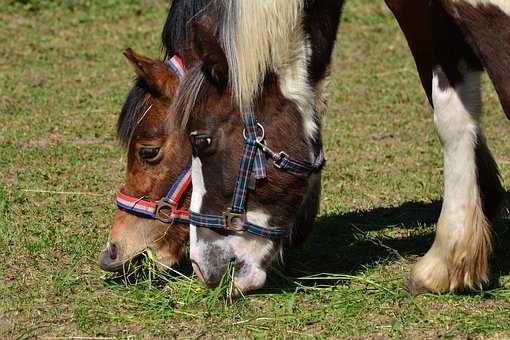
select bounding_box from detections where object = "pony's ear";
[123,48,176,98]
[191,18,228,88]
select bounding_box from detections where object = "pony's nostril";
[109,242,118,260]
[234,259,244,271]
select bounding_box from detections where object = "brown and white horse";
[175,2,341,292]
[172,0,510,294]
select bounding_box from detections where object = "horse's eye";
[190,131,212,155]
[138,146,161,162]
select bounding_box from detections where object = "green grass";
[1,0,510,338]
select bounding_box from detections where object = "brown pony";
[99,49,190,272]
[99,45,320,274]
[99,0,212,272]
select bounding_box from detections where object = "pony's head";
[178,19,322,293]
[99,49,191,272]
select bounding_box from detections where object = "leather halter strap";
[190,111,324,240]
[189,211,287,240]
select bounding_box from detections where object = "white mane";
[219,0,305,109]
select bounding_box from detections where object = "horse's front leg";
[409,3,505,293]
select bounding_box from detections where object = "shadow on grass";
[263,197,510,292]
[263,200,439,290]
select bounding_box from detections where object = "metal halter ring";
[154,199,176,223]
[243,123,265,143]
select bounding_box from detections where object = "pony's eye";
[138,146,161,162]
[190,131,212,155]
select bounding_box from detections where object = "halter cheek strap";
[189,113,288,240]
[167,55,185,80]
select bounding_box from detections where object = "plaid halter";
[190,111,324,240]
[116,165,191,223]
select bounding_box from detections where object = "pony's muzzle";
[98,242,123,272]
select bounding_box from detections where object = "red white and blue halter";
[115,55,190,224]
[116,165,191,223]
[167,55,185,80]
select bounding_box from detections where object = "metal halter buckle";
[223,210,246,232]
[272,151,288,169]
[249,134,289,170]
[154,199,175,223]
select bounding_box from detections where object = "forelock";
[172,63,207,130]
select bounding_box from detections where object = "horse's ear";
[191,18,228,88]
[123,48,175,97]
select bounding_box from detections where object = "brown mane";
[117,77,150,147]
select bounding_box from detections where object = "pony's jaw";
[189,157,277,292]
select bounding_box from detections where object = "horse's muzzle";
[98,242,124,272]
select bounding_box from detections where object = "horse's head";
[99,49,191,272]
[179,20,322,293]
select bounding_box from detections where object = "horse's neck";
[273,1,343,141]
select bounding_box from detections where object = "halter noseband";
[116,165,191,223]
[115,55,191,224]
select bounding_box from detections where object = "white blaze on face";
[189,161,277,292]
[229,209,276,291]
[189,156,206,262]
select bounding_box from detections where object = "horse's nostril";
[109,243,118,260]
[234,259,244,271]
